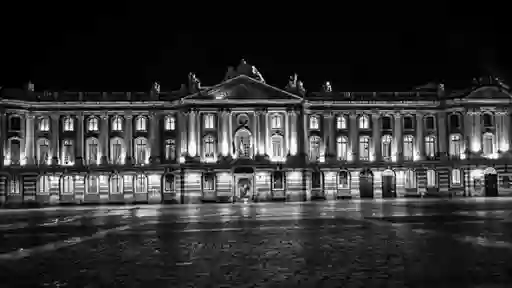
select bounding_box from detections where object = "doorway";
[233,172,254,201]
[484,167,498,197]
[359,168,374,198]
[382,169,396,198]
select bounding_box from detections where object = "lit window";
[204,114,215,129]
[37,138,50,165]
[165,116,176,131]
[451,169,462,186]
[164,174,175,192]
[134,137,148,165]
[112,116,123,131]
[203,173,215,190]
[62,176,74,194]
[309,116,319,129]
[111,175,122,194]
[449,134,462,157]
[309,136,321,161]
[359,136,371,160]
[110,137,124,165]
[336,115,347,129]
[203,135,215,159]
[39,117,50,132]
[88,175,99,194]
[271,135,283,159]
[425,135,437,158]
[86,137,99,165]
[403,135,414,161]
[404,169,416,188]
[338,171,350,189]
[134,174,146,193]
[427,169,437,187]
[382,135,392,160]
[165,139,176,161]
[63,116,74,131]
[272,171,284,190]
[336,136,348,160]
[62,139,73,165]
[271,115,281,129]
[359,115,369,129]
[135,116,147,131]
[88,117,99,132]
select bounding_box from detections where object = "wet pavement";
[0,198,512,287]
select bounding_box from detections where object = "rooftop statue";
[235,59,265,82]
[323,81,332,93]
[153,82,160,94]
[286,73,299,90]
[188,72,201,93]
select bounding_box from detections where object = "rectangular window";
[336,116,346,129]
[204,114,215,129]
[203,173,215,190]
[271,115,281,129]
[451,169,462,186]
[427,170,437,187]
[359,137,370,160]
[272,137,282,158]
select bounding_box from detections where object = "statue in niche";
[323,81,332,93]
[224,66,238,81]
[188,72,201,92]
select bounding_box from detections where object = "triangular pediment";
[466,85,512,100]
[182,75,303,103]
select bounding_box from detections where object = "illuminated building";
[1,60,512,205]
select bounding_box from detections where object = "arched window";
[425,135,437,158]
[165,139,176,161]
[9,115,21,131]
[203,135,215,159]
[359,115,369,129]
[37,138,50,165]
[338,171,350,189]
[88,117,99,132]
[426,169,437,187]
[86,137,99,165]
[62,139,74,165]
[134,137,148,164]
[271,135,283,159]
[62,176,74,194]
[449,134,462,157]
[309,136,321,161]
[404,169,416,188]
[110,137,124,164]
[403,135,414,161]
[449,113,460,130]
[336,115,347,130]
[134,174,147,193]
[483,132,494,156]
[164,174,175,192]
[135,116,147,131]
[39,117,50,132]
[309,115,319,129]
[382,135,392,160]
[336,136,348,160]
[111,174,122,194]
[164,116,175,131]
[482,113,493,128]
[451,169,462,186]
[112,116,123,131]
[63,116,74,131]
[359,136,371,160]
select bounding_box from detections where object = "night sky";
[0,4,506,93]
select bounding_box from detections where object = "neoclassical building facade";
[1,60,512,205]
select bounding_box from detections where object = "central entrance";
[382,169,396,198]
[484,167,498,197]
[233,167,254,201]
[359,168,374,198]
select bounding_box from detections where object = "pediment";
[182,75,303,103]
[466,86,512,100]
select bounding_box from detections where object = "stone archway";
[484,167,498,197]
[359,168,374,198]
[382,169,396,198]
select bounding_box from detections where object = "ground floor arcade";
[0,165,511,205]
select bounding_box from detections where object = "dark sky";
[0,3,506,92]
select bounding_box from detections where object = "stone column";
[372,114,380,161]
[51,114,60,165]
[437,112,447,155]
[349,113,358,161]
[25,113,35,165]
[264,112,270,155]
[416,113,424,160]
[322,113,330,159]
[100,114,108,165]
[228,110,233,156]
[253,111,259,156]
[302,109,309,158]
[509,111,512,152]
[283,111,289,157]
[125,115,133,164]
[0,112,6,167]
[296,107,306,158]
[290,110,298,156]
[196,112,202,157]
[260,109,267,155]
[188,109,196,157]
[328,113,335,156]
[394,113,403,162]
[177,111,188,158]
[76,112,84,166]
[221,110,229,156]
[217,109,224,156]
[149,112,160,164]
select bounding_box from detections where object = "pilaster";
[125,114,133,165]
[416,112,424,160]
[349,112,358,161]
[25,113,35,165]
[76,112,84,166]
[394,112,402,162]
[99,113,108,165]
[253,111,259,156]
[50,114,60,165]
[149,111,160,164]
[188,109,197,157]
[372,113,380,161]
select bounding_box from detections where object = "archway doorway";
[484,167,498,197]
[359,168,374,198]
[233,166,254,201]
[234,128,252,158]
[382,169,396,198]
